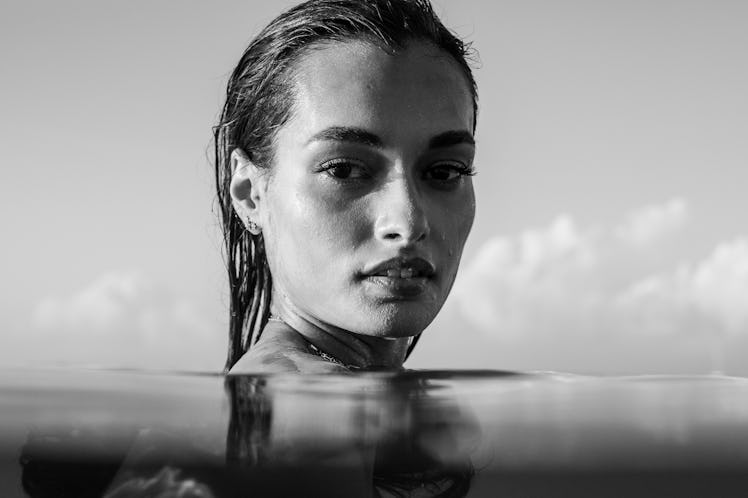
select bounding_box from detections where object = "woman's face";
[257,40,475,338]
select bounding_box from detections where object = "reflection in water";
[15,369,748,496]
[223,374,477,497]
[20,428,134,497]
[105,467,215,498]
[20,426,222,498]
[225,377,272,469]
[18,372,479,497]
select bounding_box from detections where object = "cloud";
[452,215,601,336]
[26,271,224,370]
[617,238,748,336]
[614,198,688,247]
[452,198,748,373]
[34,272,147,332]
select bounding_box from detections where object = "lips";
[362,257,436,279]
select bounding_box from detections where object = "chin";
[351,303,440,339]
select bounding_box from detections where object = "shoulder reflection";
[225,373,480,497]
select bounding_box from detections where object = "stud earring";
[247,219,260,234]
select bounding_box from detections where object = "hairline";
[261,36,477,179]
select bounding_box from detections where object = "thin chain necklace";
[307,343,359,369]
[267,316,359,370]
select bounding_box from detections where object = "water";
[2,367,748,497]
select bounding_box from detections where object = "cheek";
[459,187,477,241]
[269,183,369,277]
[431,187,476,251]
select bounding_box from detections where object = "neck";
[268,293,410,370]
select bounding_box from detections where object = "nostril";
[376,216,430,244]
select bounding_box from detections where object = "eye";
[319,159,369,180]
[425,162,475,182]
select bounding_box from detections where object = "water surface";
[3,367,748,497]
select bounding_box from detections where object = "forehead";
[283,40,474,145]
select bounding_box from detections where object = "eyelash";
[425,162,476,182]
[317,159,476,182]
[317,158,369,180]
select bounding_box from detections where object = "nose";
[374,175,430,245]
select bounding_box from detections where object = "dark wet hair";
[215,0,478,371]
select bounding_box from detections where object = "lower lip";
[362,275,431,298]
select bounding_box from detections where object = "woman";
[215,0,478,373]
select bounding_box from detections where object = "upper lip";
[362,256,436,278]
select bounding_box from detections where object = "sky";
[1,0,747,375]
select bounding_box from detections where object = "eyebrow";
[307,127,475,149]
[307,127,383,147]
[428,130,475,149]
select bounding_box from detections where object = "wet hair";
[215,0,478,371]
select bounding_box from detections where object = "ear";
[229,148,267,234]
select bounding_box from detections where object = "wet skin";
[230,40,476,372]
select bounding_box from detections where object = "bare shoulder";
[228,326,349,375]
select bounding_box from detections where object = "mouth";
[362,257,436,279]
[360,257,436,299]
